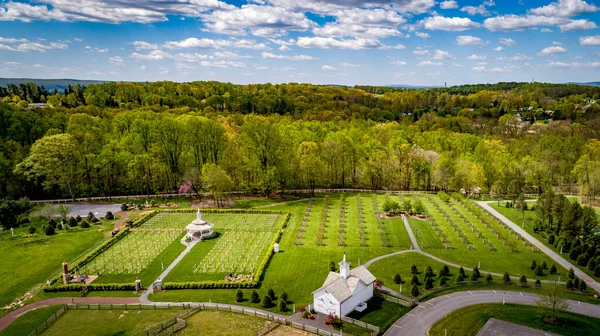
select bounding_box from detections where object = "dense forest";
[0,81,599,203]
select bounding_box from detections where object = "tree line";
[0,81,599,203]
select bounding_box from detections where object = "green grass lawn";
[181,310,272,336]
[0,225,107,309]
[0,305,62,336]
[414,196,566,278]
[490,202,600,281]
[429,303,600,336]
[407,217,443,249]
[347,296,411,333]
[43,309,181,336]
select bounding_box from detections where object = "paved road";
[478,201,600,293]
[0,297,139,332]
[385,290,600,336]
[401,215,420,251]
[140,239,199,303]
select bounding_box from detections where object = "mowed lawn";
[0,305,61,336]
[490,202,600,281]
[151,194,410,310]
[43,309,181,336]
[0,226,106,308]
[429,303,600,336]
[416,196,566,278]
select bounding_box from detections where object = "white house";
[312,254,376,317]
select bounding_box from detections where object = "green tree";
[277,298,287,312]
[251,290,260,303]
[261,295,272,308]
[536,286,569,324]
[410,285,420,298]
[486,273,493,284]
[410,264,418,274]
[410,274,419,286]
[235,289,243,302]
[503,272,511,284]
[550,264,557,275]
[267,288,275,300]
[530,260,537,270]
[393,274,402,284]
[201,163,233,207]
[424,277,433,290]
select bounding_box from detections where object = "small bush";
[486,273,493,284]
[503,272,511,284]
[439,277,447,287]
[549,264,557,275]
[277,298,287,312]
[68,217,78,227]
[393,273,402,284]
[519,275,527,286]
[410,264,418,274]
[280,291,288,302]
[566,279,574,290]
[410,285,420,297]
[425,265,433,278]
[568,268,575,279]
[442,265,450,276]
[473,267,480,278]
[455,273,464,283]
[594,264,600,277]
[470,272,478,282]
[235,289,243,302]
[87,212,94,221]
[579,280,587,291]
[267,288,275,300]
[80,220,90,228]
[548,235,555,245]
[251,290,260,303]
[424,277,433,290]
[43,225,55,236]
[121,204,128,211]
[410,274,419,286]
[105,211,114,220]
[540,260,547,269]
[261,295,272,308]
[76,215,82,222]
[530,260,537,270]
[28,225,36,234]
[48,219,57,229]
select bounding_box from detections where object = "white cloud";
[498,37,516,46]
[415,31,431,38]
[0,0,233,23]
[130,50,246,68]
[279,45,290,51]
[0,38,69,52]
[139,65,146,70]
[461,1,496,16]
[421,16,480,31]
[108,55,124,65]
[413,49,429,55]
[201,4,315,37]
[467,54,486,60]
[131,50,170,60]
[456,35,485,46]
[265,0,435,16]
[261,52,317,60]
[313,23,406,38]
[496,53,532,61]
[322,65,335,71]
[334,8,406,25]
[541,28,554,33]
[452,62,463,67]
[73,37,83,42]
[86,45,108,52]
[433,49,454,59]
[341,62,359,67]
[494,46,502,51]
[552,41,562,45]
[546,60,600,68]
[484,15,568,31]
[530,0,598,17]
[440,1,458,9]
[579,35,600,45]
[418,60,442,66]
[132,41,158,50]
[295,36,395,49]
[538,46,568,55]
[214,51,251,59]
[391,60,407,65]
[559,19,597,32]
[163,38,269,50]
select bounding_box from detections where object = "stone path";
[384,290,600,336]
[0,297,139,332]
[401,215,420,251]
[140,239,200,303]
[477,201,600,293]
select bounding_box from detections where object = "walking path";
[139,239,200,303]
[384,290,600,336]
[401,215,419,251]
[0,297,139,332]
[477,201,600,293]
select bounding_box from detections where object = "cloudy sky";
[0,0,600,86]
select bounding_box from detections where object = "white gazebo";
[186,209,214,241]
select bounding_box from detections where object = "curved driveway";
[384,290,600,336]
[477,201,600,293]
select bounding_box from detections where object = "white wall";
[340,283,373,316]
[313,290,340,317]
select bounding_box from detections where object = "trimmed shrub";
[519,275,527,286]
[503,272,511,284]
[458,267,465,278]
[280,291,288,303]
[470,272,478,282]
[76,215,82,222]
[566,279,574,290]
[535,279,541,287]
[579,280,587,291]
[268,288,275,300]
[410,285,420,298]
[588,258,597,271]
[568,268,575,279]
[393,274,402,284]
[251,290,260,303]
[549,264,557,275]
[455,273,464,283]
[68,217,78,227]
[425,265,433,278]
[87,212,94,221]
[261,295,273,308]
[486,273,493,284]
[473,267,480,278]
[121,204,128,211]
[410,264,418,274]
[530,260,537,270]
[540,260,547,269]
[424,277,433,290]
[28,225,36,234]
[534,265,543,276]
[442,265,450,276]
[43,225,55,236]
[329,261,336,272]
[410,274,419,286]
[80,220,90,228]
[48,219,57,229]
[235,289,243,302]
[574,278,580,289]
[105,211,114,220]
[439,277,447,287]
[277,298,287,312]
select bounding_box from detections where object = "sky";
[0,0,599,86]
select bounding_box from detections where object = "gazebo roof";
[186,209,213,231]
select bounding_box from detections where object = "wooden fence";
[377,292,416,308]
[27,305,68,336]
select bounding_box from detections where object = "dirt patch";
[1,284,42,310]
[191,198,236,208]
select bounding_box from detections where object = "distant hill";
[386,84,442,89]
[0,78,108,92]
[568,82,600,87]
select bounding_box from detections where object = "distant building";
[312,254,376,317]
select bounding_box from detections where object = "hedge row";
[160,209,284,215]
[44,283,136,292]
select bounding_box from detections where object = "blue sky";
[0,0,599,86]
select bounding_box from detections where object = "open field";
[429,303,600,336]
[0,305,61,336]
[0,225,107,309]
[43,309,182,336]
